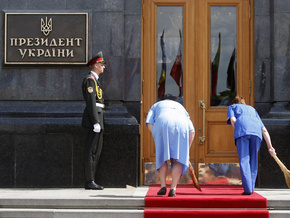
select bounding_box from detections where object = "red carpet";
[145,185,269,218]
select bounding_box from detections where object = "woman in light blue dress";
[146,100,195,197]
[227,96,276,195]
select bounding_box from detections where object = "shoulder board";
[85,74,95,81]
[84,74,96,85]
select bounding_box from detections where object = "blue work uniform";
[146,100,194,176]
[227,103,264,193]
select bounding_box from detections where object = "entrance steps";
[256,189,290,218]
[0,187,289,218]
[0,188,146,218]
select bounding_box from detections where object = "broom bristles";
[188,161,202,191]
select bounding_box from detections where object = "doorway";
[141,0,254,185]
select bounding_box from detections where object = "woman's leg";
[249,136,261,192]
[158,162,168,188]
[236,136,253,193]
[170,160,183,190]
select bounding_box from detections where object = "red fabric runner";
[145,185,269,218]
[144,209,269,218]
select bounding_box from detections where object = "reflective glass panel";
[210,6,237,106]
[156,6,183,104]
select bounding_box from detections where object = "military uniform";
[82,51,105,190]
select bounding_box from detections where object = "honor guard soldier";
[82,51,106,190]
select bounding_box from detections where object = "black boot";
[84,161,104,190]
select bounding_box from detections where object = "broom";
[188,160,202,191]
[272,155,290,188]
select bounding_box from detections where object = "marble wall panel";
[125,0,141,15]
[254,16,271,60]
[14,134,73,187]
[254,0,270,16]
[274,57,290,101]
[259,122,290,188]
[254,60,272,104]
[274,0,290,13]
[0,135,15,187]
[273,13,290,58]
[96,133,139,187]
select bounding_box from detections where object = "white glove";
[93,123,101,133]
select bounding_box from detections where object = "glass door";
[156,6,183,103]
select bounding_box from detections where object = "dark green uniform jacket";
[82,73,104,129]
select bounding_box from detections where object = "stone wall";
[254,0,290,188]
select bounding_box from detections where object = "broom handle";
[273,155,288,171]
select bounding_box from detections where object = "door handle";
[198,100,206,144]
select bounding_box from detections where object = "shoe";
[85,181,104,190]
[84,162,104,190]
[168,189,176,197]
[242,192,252,195]
[157,187,167,195]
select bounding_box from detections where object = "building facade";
[0,0,289,188]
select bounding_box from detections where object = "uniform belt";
[96,103,105,108]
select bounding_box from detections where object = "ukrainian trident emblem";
[41,17,52,36]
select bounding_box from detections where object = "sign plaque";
[4,12,89,65]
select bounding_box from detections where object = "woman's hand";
[230,117,236,127]
[268,148,276,156]
[189,130,195,147]
[147,123,153,133]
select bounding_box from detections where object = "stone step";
[0,208,144,218]
[269,210,290,218]
[0,198,144,210]
[256,189,290,211]
[1,208,290,218]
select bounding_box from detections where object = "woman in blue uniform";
[227,96,276,195]
[146,100,195,197]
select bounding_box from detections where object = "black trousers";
[83,128,103,164]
